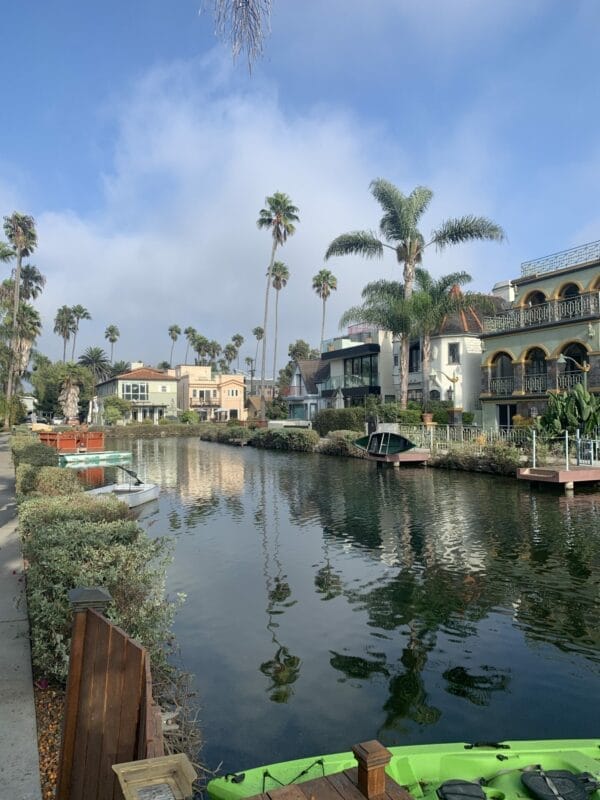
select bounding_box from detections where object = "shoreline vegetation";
[10,433,203,799]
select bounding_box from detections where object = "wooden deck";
[247,742,412,800]
[518,465,600,490]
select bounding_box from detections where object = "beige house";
[96,367,179,423]
[176,365,247,422]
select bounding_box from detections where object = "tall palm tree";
[245,356,255,392]
[312,268,337,350]
[270,261,289,384]
[192,333,209,365]
[207,340,222,367]
[4,302,42,383]
[252,326,264,389]
[168,324,181,367]
[224,342,237,369]
[257,192,299,406]
[232,333,244,369]
[325,180,504,407]
[78,346,111,385]
[104,324,120,362]
[54,306,76,362]
[184,326,197,364]
[70,304,91,360]
[3,212,37,428]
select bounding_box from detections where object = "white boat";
[87,482,160,508]
[86,466,159,508]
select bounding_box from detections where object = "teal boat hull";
[207,740,600,800]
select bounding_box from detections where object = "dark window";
[409,342,421,373]
[448,343,460,364]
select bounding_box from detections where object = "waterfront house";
[96,365,178,423]
[285,359,331,420]
[480,240,600,429]
[176,365,247,422]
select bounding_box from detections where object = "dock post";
[353,740,392,799]
[532,429,536,469]
[565,431,569,471]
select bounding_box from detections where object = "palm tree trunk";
[111,342,114,362]
[403,256,416,299]
[272,289,279,385]
[422,335,431,403]
[71,327,78,361]
[170,341,175,366]
[260,238,278,412]
[3,250,22,429]
[321,297,326,350]
[63,337,67,363]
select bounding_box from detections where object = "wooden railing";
[56,588,164,800]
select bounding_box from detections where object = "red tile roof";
[113,367,176,381]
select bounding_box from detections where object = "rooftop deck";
[520,239,600,277]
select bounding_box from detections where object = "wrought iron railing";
[557,372,584,390]
[483,292,599,333]
[489,376,514,395]
[523,372,548,394]
[521,240,600,276]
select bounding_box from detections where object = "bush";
[25,518,175,683]
[180,410,200,424]
[397,408,423,424]
[18,494,131,541]
[462,412,474,425]
[430,441,522,476]
[251,428,320,452]
[16,465,83,498]
[11,439,59,468]
[216,425,253,444]
[313,408,365,437]
[318,430,365,458]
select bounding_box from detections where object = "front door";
[497,404,517,430]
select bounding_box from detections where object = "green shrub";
[216,425,253,444]
[318,430,365,458]
[11,439,59,468]
[312,408,365,437]
[25,518,175,683]
[18,494,131,541]
[180,410,200,424]
[397,408,423,424]
[430,441,522,476]
[251,428,320,452]
[462,412,474,425]
[16,465,83,498]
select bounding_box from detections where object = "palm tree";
[58,363,88,423]
[78,346,111,385]
[325,180,504,406]
[192,333,209,365]
[4,302,42,383]
[111,359,130,377]
[70,304,92,360]
[224,343,237,369]
[257,192,299,406]
[167,324,181,367]
[19,264,46,300]
[270,261,289,384]
[312,268,337,350]
[207,340,222,367]
[184,326,196,364]
[54,305,76,363]
[232,333,244,369]
[3,212,37,428]
[245,356,255,392]
[252,326,264,389]
[104,324,120,362]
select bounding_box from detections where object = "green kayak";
[207,739,600,800]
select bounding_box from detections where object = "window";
[192,389,197,398]
[448,343,460,364]
[393,354,399,368]
[212,389,217,398]
[409,342,421,373]
[121,382,149,401]
[160,385,167,392]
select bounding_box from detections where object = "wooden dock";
[518,466,600,491]
[369,449,431,466]
[247,742,412,800]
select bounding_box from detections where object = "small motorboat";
[86,466,159,508]
[354,430,416,462]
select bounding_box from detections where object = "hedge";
[18,494,131,541]
[11,439,59,468]
[318,430,366,458]
[251,428,320,452]
[313,408,365,437]
[16,465,83,498]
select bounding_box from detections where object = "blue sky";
[2,1,600,368]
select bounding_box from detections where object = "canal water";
[113,437,600,773]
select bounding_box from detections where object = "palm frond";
[370,178,418,243]
[325,231,384,260]
[407,185,434,221]
[430,216,505,251]
[210,0,272,70]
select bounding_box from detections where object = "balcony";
[318,374,380,391]
[523,373,548,394]
[521,239,600,277]
[557,372,584,390]
[489,377,514,396]
[483,292,599,334]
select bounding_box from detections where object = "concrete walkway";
[0,434,42,799]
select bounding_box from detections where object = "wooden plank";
[56,609,88,800]
[83,612,112,799]
[113,637,145,770]
[296,775,347,800]
[326,771,366,800]
[384,775,414,800]
[266,786,308,800]
[70,609,103,798]
[98,620,128,800]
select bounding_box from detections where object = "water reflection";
[112,437,600,770]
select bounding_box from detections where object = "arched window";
[524,347,547,394]
[560,283,580,299]
[429,389,440,401]
[525,290,546,307]
[490,353,514,395]
[558,343,589,390]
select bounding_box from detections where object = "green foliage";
[430,441,523,476]
[538,384,600,436]
[462,411,475,425]
[312,408,365,436]
[398,408,423,424]
[30,359,94,418]
[24,516,175,683]
[18,493,130,542]
[318,430,365,458]
[265,396,287,419]
[11,438,59,467]
[252,428,320,451]
[16,465,82,498]
[180,410,200,424]
[103,406,122,425]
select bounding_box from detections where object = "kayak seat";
[521,771,600,800]
[437,780,487,800]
